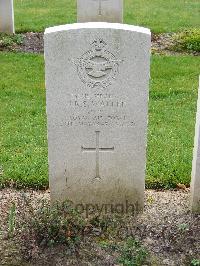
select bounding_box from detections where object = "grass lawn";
[0,52,199,189]
[148,55,200,188]
[14,0,200,33]
[0,53,47,188]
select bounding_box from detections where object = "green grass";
[125,0,200,33]
[14,0,200,33]
[0,53,200,189]
[0,52,47,188]
[100,237,149,266]
[0,33,23,48]
[15,0,76,33]
[117,238,149,266]
[171,29,200,53]
[147,55,199,188]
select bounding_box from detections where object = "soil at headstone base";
[0,189,199,266]
[18,32,44,54]
[0,32,199,56]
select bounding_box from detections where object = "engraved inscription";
[81,131,114,179]
[63,92,135,127]
[69,93,125,108]
[65,114,135,127]
[74,39,122,89]
[51,91,135,128]
[92,0,108,16]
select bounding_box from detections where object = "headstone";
[77,0,123,23]
[44,23,151,212]
[0,0,15,34]
[191,76,200,213]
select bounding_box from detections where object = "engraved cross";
[92,0,108,16]
[81,131,114,179]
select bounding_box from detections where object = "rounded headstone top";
[45,22,151,35]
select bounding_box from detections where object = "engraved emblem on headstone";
[75,39,121,89]
[81,131,114,180]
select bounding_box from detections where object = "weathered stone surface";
[77,0,123,23]
[0,0,14,34]
[44,23,151,211]
[191,77,200,213]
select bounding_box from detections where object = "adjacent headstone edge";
[191,75,200,213]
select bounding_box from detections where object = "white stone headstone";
[0,0,15,34]
[45,23,151,212]
[191,76,200,213]
[77,0,123,23]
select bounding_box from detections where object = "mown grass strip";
[14,0,200,33]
